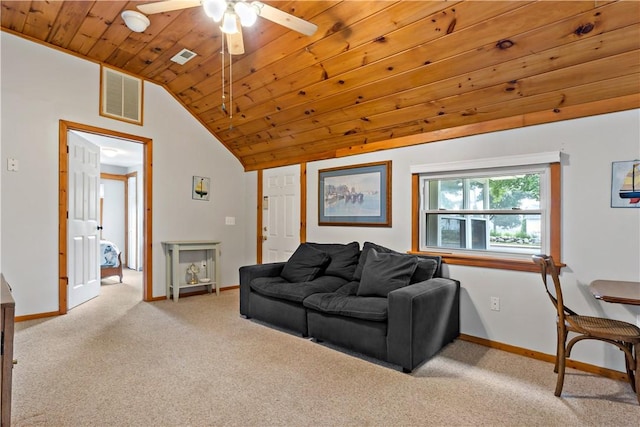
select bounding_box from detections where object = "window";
[411,153,561,272]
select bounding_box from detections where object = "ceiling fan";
[134,0,318,55]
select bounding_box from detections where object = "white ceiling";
[71,130,143,168]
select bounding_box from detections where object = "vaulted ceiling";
[2,1,639,171]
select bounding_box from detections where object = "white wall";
[0,32,249,316]
[129,163,144,271]
[100,176,126,253]
[306,109,640,372]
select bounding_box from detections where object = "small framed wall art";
[318,161,392,226]
[611,160,640,208]
[192,176,210,201]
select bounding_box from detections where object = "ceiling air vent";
[100,66,143,125]
[171,49,197,65]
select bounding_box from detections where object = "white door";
[67,132,101,309]
[262,165,300,263]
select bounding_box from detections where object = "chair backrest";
[532,254,575,325]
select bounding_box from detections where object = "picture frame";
[611,160,640,208]
[192,176,210,201]
[318,161,391,226]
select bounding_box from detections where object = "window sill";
[408,251,564,273]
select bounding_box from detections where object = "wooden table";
[589,280,640,306]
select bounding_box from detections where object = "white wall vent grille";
[100,66,143,125]
[171,49,197,65]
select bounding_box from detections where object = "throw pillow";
[410,258,438,284]
[357,249,418,297]
[280,244,331,283]
[307,242,360,280]
[352,241,398,281]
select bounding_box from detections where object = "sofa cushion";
[250,275,347,303]
[411,257,438,284]
[352,241,398,281]
[303,293,388,322]
[306,242,360,280]
[357,249,418,297]
[334,281,360,296]
[280,243,331,283]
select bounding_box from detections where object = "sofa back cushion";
[357,249,418,297]
[280,244,331,283]
[411,257,438,283]
[416,254,443,278]
[306,241,360,280]
[352,242,398,281]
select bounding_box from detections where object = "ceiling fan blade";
[227,26,245,55]
[251,1,317,36]
[137,0,202,15]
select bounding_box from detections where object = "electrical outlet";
[7,158,18,172]
[490,296,500,311]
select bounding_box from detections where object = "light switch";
[7,158,18,172]
[225,216,236,225]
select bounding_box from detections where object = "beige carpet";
[11,269,640,426]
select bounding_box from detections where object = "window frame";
[410,154,562,272]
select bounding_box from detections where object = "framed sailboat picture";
[192,176,210,201]
[611,160,640,208]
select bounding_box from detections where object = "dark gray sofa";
[239,241,460,372]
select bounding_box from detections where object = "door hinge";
[1,331,4,356]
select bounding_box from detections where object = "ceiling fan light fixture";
[203,0,226,22]
[121,10,150,33]
[221,11,239,34]
[234,2,258,27]
[101,147,119,158]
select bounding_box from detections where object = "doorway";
[58,120,153,314]
[258,164,306,263]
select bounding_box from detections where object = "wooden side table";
[589,280,640,306]
[162,241,221,302]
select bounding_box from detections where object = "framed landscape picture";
[318,161,391,226]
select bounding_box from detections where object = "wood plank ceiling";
[2,1,639,171]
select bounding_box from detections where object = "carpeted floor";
[11,269,640,426]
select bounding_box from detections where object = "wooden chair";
[532,254,640,404]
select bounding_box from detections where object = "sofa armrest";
[239,262,285,316]
[387,278,460,372]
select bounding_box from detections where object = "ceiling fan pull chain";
[221,30,226,113]
[229,50,233,130]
